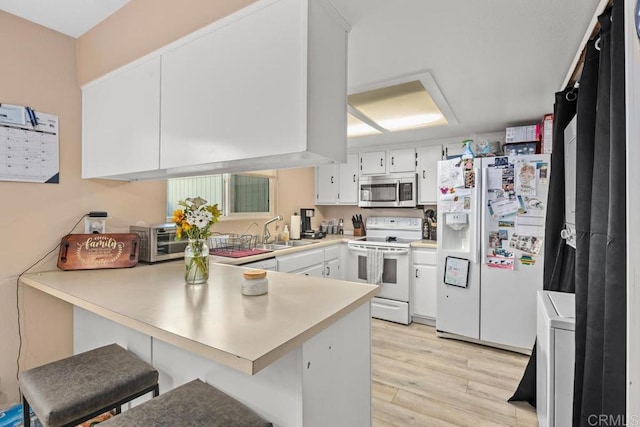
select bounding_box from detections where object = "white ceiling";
[0,0,601,146]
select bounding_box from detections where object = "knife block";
[353,227,365,237]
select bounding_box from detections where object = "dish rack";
[208,234,258,253]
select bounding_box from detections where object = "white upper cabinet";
[316,153,358,205]
[338,153,359,204]
[82,57,161,178]
[82,0,348,180]
[359,151,386,175]
[360,148,416,175]
[388,148,416,173]
[315,164,338,204]
[417,145,443,205]
[160,0,348,171]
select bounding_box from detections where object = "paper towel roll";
[290,214,301,239]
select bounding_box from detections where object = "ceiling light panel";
[347,113,382,137]
[348,80,448,132]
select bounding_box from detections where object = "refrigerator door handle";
[479,166,487,265]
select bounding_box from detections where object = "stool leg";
[22,395,31,427]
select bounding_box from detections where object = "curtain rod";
[561,0,612,90]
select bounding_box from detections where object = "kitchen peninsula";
[21,261,378,426]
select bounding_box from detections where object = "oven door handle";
[347,246,409,256]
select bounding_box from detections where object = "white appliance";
[346,216,423,324]
[437,154,551,351]
[358,173,418,208]
[537,290,575,427]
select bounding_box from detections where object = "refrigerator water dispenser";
[441,212,471,252]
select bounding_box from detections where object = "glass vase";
[184,239,209,285]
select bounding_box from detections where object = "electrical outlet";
[84,217,106,234]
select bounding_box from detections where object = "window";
[167,173,273,219]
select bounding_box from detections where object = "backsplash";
[315,205,436,233]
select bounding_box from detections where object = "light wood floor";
[371,319,538,426]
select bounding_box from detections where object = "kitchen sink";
[254,243,291,251]
[272,240,318,247]
[254,240,318,251]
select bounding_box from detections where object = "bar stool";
[20,344,159,427]
[100,379,272,426]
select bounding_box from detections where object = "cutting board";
[57,233,140,270]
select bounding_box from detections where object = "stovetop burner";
[349,216,423,248]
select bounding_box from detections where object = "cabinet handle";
[422,170,426,179]
[353,174,356,182]
[326,265,330,276]
[415,268,419,278]
[380,158,384,167]
[391,157,395,165]
[331,176,334,184]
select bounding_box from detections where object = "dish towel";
[366,248,384,285]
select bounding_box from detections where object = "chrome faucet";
[262,215,283,243]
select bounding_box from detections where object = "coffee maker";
[300,208,325,239]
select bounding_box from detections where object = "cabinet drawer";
[277,248,324,273]
[324,245,341,261]
[412,250,437,265]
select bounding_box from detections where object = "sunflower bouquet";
[172,197,221,284]
[172,197,221,241]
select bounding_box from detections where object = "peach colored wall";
[0,11,166,409]
[77,0,257,86]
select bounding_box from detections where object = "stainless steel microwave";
[358,173,418,208]
[129,223,188,263]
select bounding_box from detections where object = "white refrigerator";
[437,154,551,351]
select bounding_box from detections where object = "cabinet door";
[160,0,306,169]
[82,56,161,178]
[277,248,324,273]
[297,264,325,278]
[316,164,338,204]
[388,148,416,173]
[417,145,443,204]
[413,264,437,319]
[359,151,386,175]
[338,153,359,204]
[324,258,341,280]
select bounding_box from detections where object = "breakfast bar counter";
[21,262,378,426]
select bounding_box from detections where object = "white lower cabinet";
[297,264,325,277]
[74,299,372,426]
[277,244,342,279]
[277,248,324,274]
[412,248,438,324]
[323,245,341,280]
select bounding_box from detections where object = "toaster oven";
[129,223,188,263]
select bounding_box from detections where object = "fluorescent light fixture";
[347,113,382,137]
[347,72,456,136]
[378,113,445,131]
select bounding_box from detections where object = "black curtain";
[573,1,627,425]
[509,86,577,406]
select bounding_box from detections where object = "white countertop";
[21,261,378,375]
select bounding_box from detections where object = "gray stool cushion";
[101,379,272,427]
[20,344,158,427]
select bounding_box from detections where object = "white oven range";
[346,216,423,324]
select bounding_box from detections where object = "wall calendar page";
[0,111,59,183]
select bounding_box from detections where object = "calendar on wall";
[0,108,59,184]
